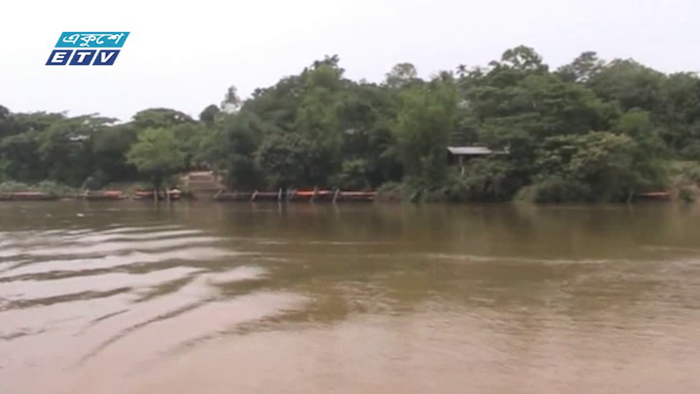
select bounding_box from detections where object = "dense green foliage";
[125,128,185,190]
[2,47,700,202]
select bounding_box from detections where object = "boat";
[132,189,182,201]
[84,190,127,200]
[213,190,277,201]
[336,191,377,202]
[289,189,336,202]
[637,191,671,201]
[214,189,376,203]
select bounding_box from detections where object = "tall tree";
[199,104,220,127]
[385,63,419,89]
[393,77,457,188]
[131,108,194,130]
[126,128,184,192]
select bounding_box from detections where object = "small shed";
[447,146,509,174]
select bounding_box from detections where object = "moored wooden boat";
[132,189,181,201]
[214,189,376,202]
[289,189,335,202]
[214,189,284,201]
[84,190,127,200]
[336,191,377,202]
[132,190,155,200]
[213,191,254,201]
[637,191,671,201]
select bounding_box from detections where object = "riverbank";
[2,161,699,205]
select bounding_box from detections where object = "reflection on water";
[0,202,699,393]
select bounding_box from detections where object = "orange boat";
[84,190,126,200]
[289,189,335,201]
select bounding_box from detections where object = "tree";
[0,47,695,204]
[0,105,12,138]
[91,123,138,186]
[172,122,207,170]
[221,86,242,114]
[0,130,45,182]
[220,111,264,189]
[131,108,194,130]
[0,111,68,183]
[557,51,605,83]
[498,46,548,72]
[588,59,665,113]
[126,128,184,192]
[656,72,700,155]
[385,63,419,89]
[37,115,116,187]
[393,78,457,188]
[533,131,664,202]
[337,82,402,187]
[199,104,220,127]
[256,133,312,188]
[243,77,303,130]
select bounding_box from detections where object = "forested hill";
[2,46,700,202]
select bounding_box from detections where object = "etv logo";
[46,32,129,66]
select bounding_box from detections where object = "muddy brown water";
[0,202,699,393]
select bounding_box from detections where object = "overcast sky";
[1,0,698,121]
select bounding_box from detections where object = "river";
[0,202,699,393]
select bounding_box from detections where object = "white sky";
[1,0,698,122]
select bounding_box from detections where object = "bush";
[376,181,413,202]
[0,181,78,195]
[682,164,700,184]
[332,159,371,190]
[376,181,441,202]
[669,161,700,203]
[0,181,31,193]
[36,181,78,195]
[441,159,520,202]
[679,187,696,203]
[518,177,591,203]
[82,176,100,190]
[102,181,152,193]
